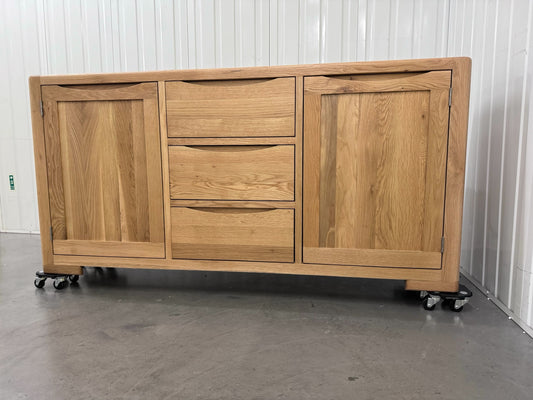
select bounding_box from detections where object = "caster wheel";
[69,275,79,283]
[449,300,464,312]
[53,279,68,290]
[423,297,436,311]
[34,278,46,288]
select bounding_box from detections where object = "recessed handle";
[182,145,277,152]
[182,78,278,86]
[186,207,275,213]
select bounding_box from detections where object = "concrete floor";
[0,233,532,400]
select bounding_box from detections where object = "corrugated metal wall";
[447,0,533,332]
[0,0,532,332]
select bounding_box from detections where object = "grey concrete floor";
[0,233,532,400]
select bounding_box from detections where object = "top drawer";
[165,78,295,138]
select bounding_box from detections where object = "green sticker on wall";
[9,175,14,190]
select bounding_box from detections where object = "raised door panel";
[168,145,295,200]
[165,78,295,137]
[303,71,451,268]
[42,83,164,258]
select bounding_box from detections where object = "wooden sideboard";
[29,57,471,292]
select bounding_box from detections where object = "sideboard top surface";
[32,57,471,85]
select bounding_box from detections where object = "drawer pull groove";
[185,207,275,213]
[182,145,277,152]
[182,78,277,86]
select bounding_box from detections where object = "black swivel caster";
[53,277,68,290]
[34,270,82,290]
[34,277,46,288]
[422,297,436,310]
[419,284,472,312]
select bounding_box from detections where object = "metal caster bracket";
[34,270,80,290]
[420,284,473,312]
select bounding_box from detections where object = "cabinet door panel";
[42,83,164,258]
[303,72,451,268]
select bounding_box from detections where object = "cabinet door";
[41,83,164,258]
[303,72,451,269]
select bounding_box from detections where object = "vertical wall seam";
[467,0,484,284]
[483,0,499,295]
[477,0,488,287]
[508,0,533,308]
[495,0,515,303]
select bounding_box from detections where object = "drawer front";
[171,207,294,262]
[169,145,294,200]
[165,78,295,137]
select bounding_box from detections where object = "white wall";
[0,0,532,331]
[447,0,533,333]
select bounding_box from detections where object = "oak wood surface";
[167,137,296,146]
[53,240,165,258]
[36,57,466,85]
[31,58,470,292]
[158,81,173,259]
[304,248,441,269]
[53,255,442,282]
[29,77,54,269]
[304,71,450,94]
[294,76,304,263]
[171,207,294,262]
[41,265,83,275]
[169,145,295,201]
[41,83,164,258]
[440,57,472,291]
[404,278,459,292]
[166,78,295,137]
[303,72,451,267]
[170,200,295,208]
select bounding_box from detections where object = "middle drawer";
[169,145,295,201]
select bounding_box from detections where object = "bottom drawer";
[171,207,294,262]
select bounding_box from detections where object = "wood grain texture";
[440,57,472,290]
[304,248,441,269]
[404,278,459,292]
[294,76,304,263]
[41,264,83,275]
[303,72,451,268]
[54,240,165,258]
[166,78,295,137]
[170,200,295,208]
[29,76,54,268]
[171,207,294,262]
[167,137,296,146]
[158,81,173,259]
[30,58,470,292]
[41,83,164,258]
[169,145,294,200]
[53,254,442,282]
[302,91,322,247]
[37,57,469,85]
[304,71,451,94]
[42,83,157,101]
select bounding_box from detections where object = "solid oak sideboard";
[29,57,471,294]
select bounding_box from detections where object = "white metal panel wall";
[0,0,450,232]
[1,0,532,331]
[448,0,533,332]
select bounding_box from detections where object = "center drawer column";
[165,77,297,263]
